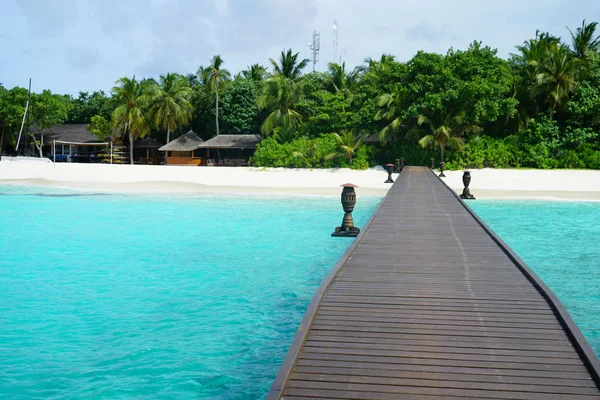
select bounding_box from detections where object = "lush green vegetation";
[1,20,599,169]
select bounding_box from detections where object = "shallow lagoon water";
[0,186,380,399]
[470,200,600,357]
[2,187,599,399]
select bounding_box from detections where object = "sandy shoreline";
[0,159,394,197]
[441,168,600,201]
[1,160,600,200]
[0,178,392,197]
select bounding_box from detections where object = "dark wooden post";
[460,171,476,200]
[384,163,394,183]
[439,161,446,177]
[430,158,434,169]
[332,184,360,238]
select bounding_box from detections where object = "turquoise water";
[0,186,380,399]
[470,200,600,357]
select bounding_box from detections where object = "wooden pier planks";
[268,166,600,399]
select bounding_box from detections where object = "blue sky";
[1,0,597,95]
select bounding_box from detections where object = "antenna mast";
[309,30,320,72]
[333,20,339,64]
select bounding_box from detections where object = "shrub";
[250,134,374,170]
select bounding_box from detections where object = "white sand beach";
[1,159,600,199]
[442,168,600,201]
[0,158,395,196]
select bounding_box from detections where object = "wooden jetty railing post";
[460,170,476,199]
[331,183,360,238]
[384,163,394,183]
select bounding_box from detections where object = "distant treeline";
[1,20,599,168]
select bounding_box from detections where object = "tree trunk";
[548,104,555,120]
[441,146,445,164]
[29,131,43,157]
[130,132,134,165]
[215,90,219,136]
[0,126,5,156]
[167,125,171,144]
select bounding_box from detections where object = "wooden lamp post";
[332,184,360,238]
[384,164,394,183]
[460,171,476,200]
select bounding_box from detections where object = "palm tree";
[258,75,302,136]
[111,76,151,165]
[511,31,581,119]
[568,20,600,59]
[269,49,309,80]
[292,137,318,159]
[201,55,231,135]
[148,73,193,144]
[535,44,583,117]
[326,62,359,98]
[359,53,396,76]
[185,73,200,87]
[409,109,481,165]
[374,84,411,143]
[242,64,267,81]
[512,31,560,80]
[273,124,296,144]
[325,129,365,165]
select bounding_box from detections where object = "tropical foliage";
[201,55,231,136]
[147,73,193,144]
[111,76,150,164]
[2,20,600,170]
[325,130,366,165]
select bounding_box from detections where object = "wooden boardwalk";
[268,166,600,399]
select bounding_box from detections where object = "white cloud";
[1,0,597,94]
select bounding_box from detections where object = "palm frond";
[418,135,436,149]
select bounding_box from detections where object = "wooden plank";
[267,167,600,399]
[301,346,584,366]
[283,389,476,400]
[299,351,589,373]
[295,358,594,381]
[306,333,576,353]
[311,322,569,340]
[289,372,600,395]
[284,381,600,400]
[303,339,579,359]
[313,314,562,329]
[292,366,597,387]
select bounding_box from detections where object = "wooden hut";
[158,130,204,165]
[134,137,163,165]
[42,124,106,162]
[198,134,261,166]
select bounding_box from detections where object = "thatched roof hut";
[363,133,380,144]
[43,124,104,143]
[158,130,204,152]
[134,137,163,149]
[198,134,261,149]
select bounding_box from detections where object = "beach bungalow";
[198,134,261,166]
[42,124,107,162]
[134,137,163,165]
[158,130,204,165]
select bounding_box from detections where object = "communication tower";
[333,20,339,64]
[309,30,321,72]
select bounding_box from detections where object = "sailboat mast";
[15,78,32,153]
